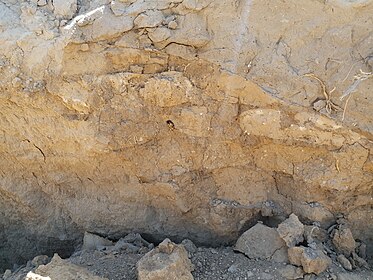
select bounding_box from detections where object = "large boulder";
[235,223,288,262]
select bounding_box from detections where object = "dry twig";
[340,70,373,121]
[303,73,341,114]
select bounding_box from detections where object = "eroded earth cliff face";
[0,0,372,271]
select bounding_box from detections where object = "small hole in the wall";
[166,120,175,130]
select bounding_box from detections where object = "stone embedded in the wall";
[140,71,196,107]
[64,6,134,42]
[148,27,172,43]
[134,10,164,28]
[175,106,212,137]
[53,0,77,18]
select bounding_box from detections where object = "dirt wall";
[0,0,372,271]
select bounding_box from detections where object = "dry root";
[303,73,342,115]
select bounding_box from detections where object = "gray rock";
[235,223,288,262]
[31,255,50,267]
[82,232,113,251]
[332,226,356,256]
[337,254,352,271]
[2,269,11,279]
[277,214,304,247]
[279,265,304,279]
[181,239,197,254]
[351,252,369,269]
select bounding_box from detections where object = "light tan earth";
[0,0,372,274]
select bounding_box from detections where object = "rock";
[168,20,178,29]
[2,269,11,279]
[235,223,288,262]
[136,238,194,280]
[332,226,356,256]
[27,254,106,280]
[336,273,366,280]
[292,203,335,229]
[279,265,304,279]
[181,239,197,254]
[351,252,369,269]
[357,242,367,259]
[82,232,113,251]
[288,247,304,266]
[227,264,239,273]
[301,247,331,275]
[337,254,352,271]
[288,246,331,275]
[277,214,304,247]
[31,255,50,267]
[134,10,164,28]
[148,27,172,43]
[52,0,77,18]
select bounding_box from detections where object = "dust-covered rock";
[279,265,304,279]
[28,254,106,280]
[82,232,113,251]
[136,238,194,280]
[300,247,332,275]
[277,214,304,247]
[288,246,331,275]
[31,255,50,268]
[332,226,356,256]
[235,223,288,262]
[337,254,352,271]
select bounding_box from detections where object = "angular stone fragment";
[337,254,352,271]
[277,214,304,247]
[28,254,105,280]
[134,10,164,28]
[82,232,113,251]
[351,252,369,269]
[148,27,171,43]
[288,247,304,266]
[136,238,194,280]
[332,226,356,256]
[292,202,335,229]
[235,223,288,262]
[181,239,197,254]
[279,265,304,279]
[53,0,77,18]
[300,247,331,275]
[31,255,50,267]
[288,246,331,275]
